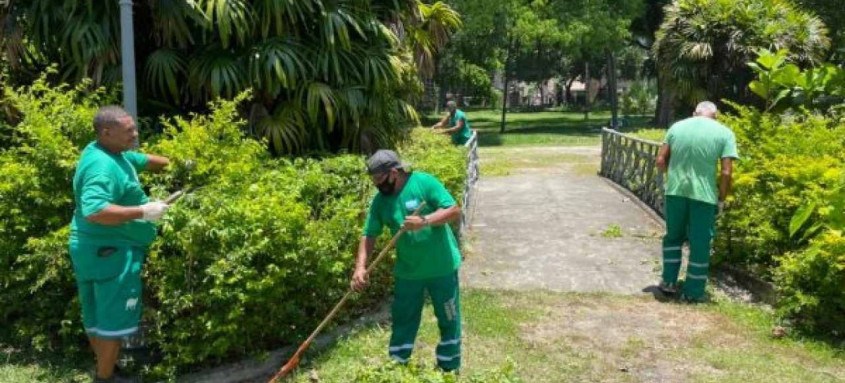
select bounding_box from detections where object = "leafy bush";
[0,80,468,378]
[0,76,106,351]
[774,175,845,336]
[748,49,845,114]
[715,103,845,336]
[621,82,655,117]
[714,105,845,272]
[438,59,494,103]
[774,229,845,336]
[352,361,521,383]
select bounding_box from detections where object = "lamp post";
[119,0,137,120]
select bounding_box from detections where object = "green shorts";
[69,242,144,340]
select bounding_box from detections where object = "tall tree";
[794,0,845,63]
[652,0,829,126]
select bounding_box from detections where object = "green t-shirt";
[363,172,462,280]
[449,110,473,145]
[69,141,156,247]
[663,117,739,205]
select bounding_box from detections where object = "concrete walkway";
[462,146,664,294]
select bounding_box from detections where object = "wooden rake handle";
[268,202,427,382]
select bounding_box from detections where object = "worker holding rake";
[352,149,464,373]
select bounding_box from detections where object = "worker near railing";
[655,101,739,302]
[432,100,473,145]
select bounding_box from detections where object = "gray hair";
[694,101,718,117]
[94,105,130,134]
[446,100,457,110]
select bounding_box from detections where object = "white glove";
[141,201,170,222]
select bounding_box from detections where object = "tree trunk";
[654,70,675,128]
[501,39,513,134]
[538,82,545,107]
[584,62,591,121]
[607,51,619,129]
[565,77,575,105]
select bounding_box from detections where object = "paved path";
[462,146,664,294]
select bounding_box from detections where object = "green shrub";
[774,229,845,336]
[774,174,845,336]
[0,80,468,378]
[621,82,655,117]
[0,76,105,351]
[715,103,845,336]
[714,106,845,273]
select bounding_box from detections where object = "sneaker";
[658,281,677,295]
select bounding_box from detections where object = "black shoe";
[658,281,678,295]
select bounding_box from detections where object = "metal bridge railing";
[459,131,480,236]
[600,128,665,217]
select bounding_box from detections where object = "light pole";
[119,0,137,120]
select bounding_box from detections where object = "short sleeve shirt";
[70,141,156,247]
[663,117,739,205]
[449,110,473,146]
[363,172,462,279]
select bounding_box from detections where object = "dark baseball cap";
[366,149,410,174]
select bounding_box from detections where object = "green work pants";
[389,271,461,371]
[662,195,717,300]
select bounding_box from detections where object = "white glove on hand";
[141,201,170,222]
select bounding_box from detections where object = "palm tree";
[652,0,829,125]
[0,0,461,154]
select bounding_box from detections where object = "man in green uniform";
[70,106,171,383]
[432,101,473,145]
[656,101,738,302]
[351,150,463,372]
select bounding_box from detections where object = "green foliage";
[715,104,845,336]
[776,174,845,335]
[601,224,623,238]
[748,49,845,114]
[653,0,830,109]
[774,229,845,336]
[621,81,656,116]
[794,0,845,63]
[441,0,645,90]
[715,105,845,271]
[0,1,463,155]
[401,129,466,196]
[351,360,521,383]
[438,60,493,102]
[0,81,468,377]
[0,74,107,351]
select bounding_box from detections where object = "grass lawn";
[0,349,89,383]
[478,146,599,177]
[626,128,667,143]
[287,289,845,383]
[424,109,653,148]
